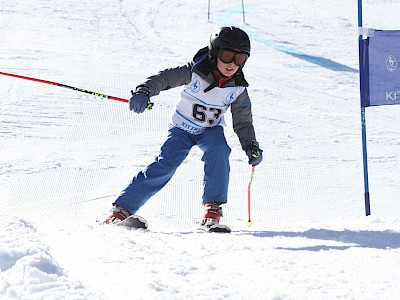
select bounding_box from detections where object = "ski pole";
[0,71,153,110]
[247,165,255,227]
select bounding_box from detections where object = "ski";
[107,215,231,233]
[117,215,148,230]
[197,223,231,234]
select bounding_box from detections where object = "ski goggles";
[218,49,249,67]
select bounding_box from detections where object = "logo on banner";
[386,91,400,101]
[386,55,397,72]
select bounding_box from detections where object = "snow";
[1,0,400,299]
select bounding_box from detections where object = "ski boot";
[103,204,132,224]
[199,202,231,233]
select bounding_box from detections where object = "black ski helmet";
[209,26,251,61]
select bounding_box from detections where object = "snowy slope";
[1,0,400,299]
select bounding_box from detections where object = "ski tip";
[117,215,148,230]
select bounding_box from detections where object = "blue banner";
[361,30,400,107]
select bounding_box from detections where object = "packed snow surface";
[1,0,400,299]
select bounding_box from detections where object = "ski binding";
[198,223,231,233]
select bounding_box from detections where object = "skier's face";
[217,59,239,77]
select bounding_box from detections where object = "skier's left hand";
[129,87,151,113]
[245,140,263,166]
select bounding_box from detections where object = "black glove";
[129,88,151,113]
[245,140,263,166]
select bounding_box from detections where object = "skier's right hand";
[129,88,150,113]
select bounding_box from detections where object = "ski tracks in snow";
[6,215,400,300]
[119,0,199,67]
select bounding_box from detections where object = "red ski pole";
[0,71,153,109]
[247,165,255,227]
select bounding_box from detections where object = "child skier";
[104,26,263,228]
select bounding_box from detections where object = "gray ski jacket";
[136,47,257,150]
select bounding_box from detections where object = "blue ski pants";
[114,126,231,214]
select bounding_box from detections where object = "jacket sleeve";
[231,88,257,150]
[136,63,193,97]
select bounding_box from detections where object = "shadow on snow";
[239,228,400,251]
